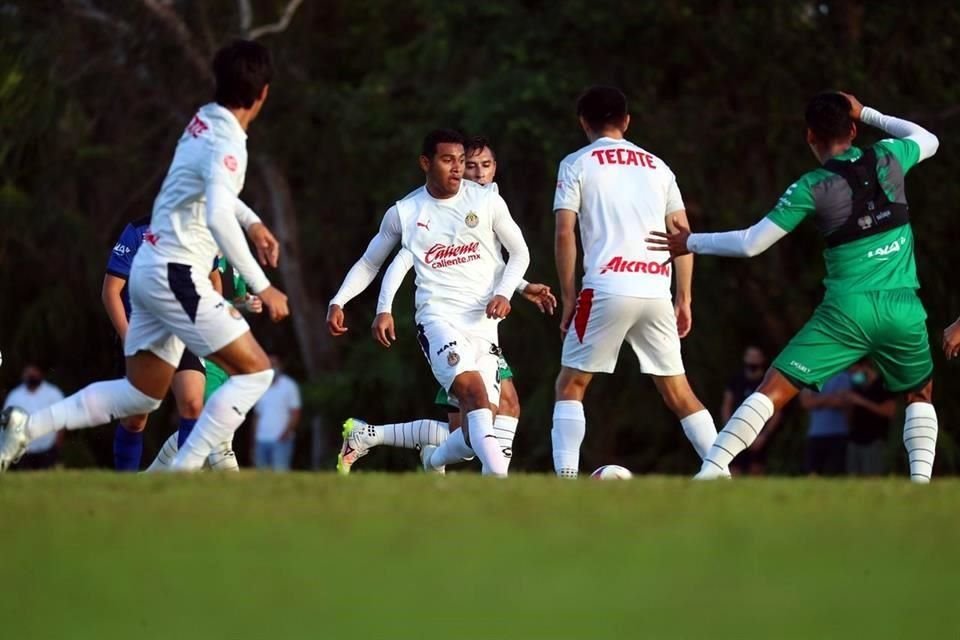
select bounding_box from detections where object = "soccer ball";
[590,465,633,479]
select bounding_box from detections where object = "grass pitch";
[0,473,956,639]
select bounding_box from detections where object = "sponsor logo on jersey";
[185,115,209,138]
[112,243,132,256]
[590,148,657,168]
[436,341,457,356]
[446,350,460,367]
[417,219,431,231]
[598,256,671,277]
[789,360,811,374]
[465,211,479,228]
[224,155,238,172]
[867,236,907,260]
[424,242,481,269]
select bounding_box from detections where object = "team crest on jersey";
[464,211,479,228]
[446,350,460,367]
[224,155,238,172]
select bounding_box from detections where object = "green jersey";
[217,257,248,300]
[765,138,921,297]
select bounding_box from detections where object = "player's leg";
[449,370,504,476]
[650,375,717,461]
[697,298,868,478]
[172,352,206,447]
[422,405,472,473]
[337,415,450,475]
[493,361,519,468]
[553,367,593,478]
[114,414,148,472]
[871,290,937,483]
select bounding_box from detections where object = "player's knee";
[452,375,488,413]
[176,395,204,420]
[906,379,933,404]
[555,371,588,401]
[120,414,148,432]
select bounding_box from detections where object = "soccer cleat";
[337,418,376,475]
[693,464,732,480]
[0,407,30,472]
[419,444,445,475]
[205,446,239,472]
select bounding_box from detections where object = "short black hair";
[421,129,465,159]
[805,92,853,144]
[213,39,273,109]
[577,86,628,131]
[465,135,496,160]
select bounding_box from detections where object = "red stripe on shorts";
[574,288,594,343]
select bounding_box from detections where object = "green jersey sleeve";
[764,173,817,233]
[874,138,921,175]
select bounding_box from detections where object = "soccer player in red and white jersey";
[0,40,289,471]
[551,86,718,477]
[327,129,531,476]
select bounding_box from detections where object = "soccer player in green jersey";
[648,91,940,482]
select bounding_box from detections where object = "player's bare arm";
[555,209,578,338]
[101,274,130,341]
[667,209,694,338]
[945,317,960,360]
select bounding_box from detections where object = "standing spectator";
[3,364,65,470]
[800,371,852,475]
[250,355,302,471]
[845,359,896,476]
[721,346,783,475]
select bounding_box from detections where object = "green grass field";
[0,473,957,639]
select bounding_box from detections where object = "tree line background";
[1,0,958,474]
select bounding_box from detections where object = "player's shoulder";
[559,143,595,169]
[398,185,427,205]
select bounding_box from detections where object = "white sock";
[378,419,449,449]
[26,379,161,442]
[170,370,274,471]
[903,402,937,483]
[701,392,774,473]
[146,432,179,472]
[428,428,474,468]
[494,415,518,470]
[680,409,718,460]
[206,441,240,472]
[467,408,507,476]
[552,400,585,478]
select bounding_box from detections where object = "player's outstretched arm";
[647,217,788,260]
[840,92,939,163]
[328,206,403,336]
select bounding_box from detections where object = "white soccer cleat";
[0,407,30,472]
[205,446,239,472]
[693,464,732,480]
[337,417,376,475]
[419,444,445,475]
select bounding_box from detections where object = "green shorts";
[434,357,514,408]
[203,360,230,403]
[773,288,932,393]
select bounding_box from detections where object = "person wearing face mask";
[800,371,852,476]
[720,346,783,475]
[2,364,65,470]
[843,359,896,476]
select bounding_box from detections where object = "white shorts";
[416,319,501,408]
[561,290,684,376]
[124,262,250,367]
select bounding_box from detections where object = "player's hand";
[675,299,693,338]
[943,318,960,359]
[520,283,557,315]
[241,295,263,314]
[247,222,280,268]
[327,304,348,336]
[371,313,396,348]
[486,295,512,320]
[257,286,289,322]
[559,299,576,340]
[647,223,692,263]
[837,91,864,121]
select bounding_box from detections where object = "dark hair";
[577,86,628,131]
[465,135,496,160]
[421,129,465,159]
[213,39,273,109]
[805,92,853,144]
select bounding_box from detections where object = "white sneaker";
[693,463,732,480]
[336,418,377,475]
[419,445,445,475]
[0,407,30,472]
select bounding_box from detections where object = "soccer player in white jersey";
[327,129,531,476]
[336,137,555,474]
[551,86,718,478]
[0,40,289,471]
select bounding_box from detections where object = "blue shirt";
[807,372,852,438]
[105,217,151,318]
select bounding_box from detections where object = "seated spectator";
[800,371,852,476]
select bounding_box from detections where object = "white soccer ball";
[590,464,633,480]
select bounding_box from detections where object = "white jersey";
[134,103,269,292]
[553,136,684,299]
[396,180,520,331]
